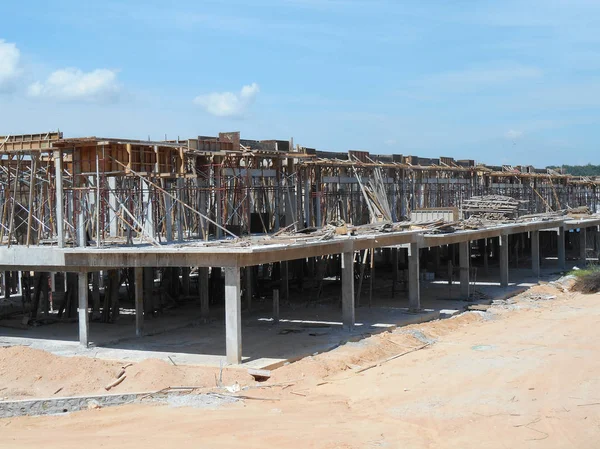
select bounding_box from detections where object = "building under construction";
[0,131,599,365]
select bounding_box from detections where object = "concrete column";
[341,251,355,331]
[459,241,470,299]
[198,267,209,317]
[531,230,540,278]
[580,228,587,265]
[224,266,242,365]
[500,235,509,287]
[78,272,89,347]
[273,288,280,323]
[54,150,65,247]
[408,242,420,311]
[557,226,566,270]
[135,267,144,337]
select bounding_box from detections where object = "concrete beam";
[408,242,420,310]
[500,235,509,287]
[341,251,355,331]
[77,272,89,347]
[531,230,540,278]
[557,226,566,270]
[459,241,470,299]
[224,266,242,365]
[134,267,144,337]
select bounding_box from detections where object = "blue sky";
[1,0,599,167]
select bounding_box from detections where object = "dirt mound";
[0,346,253,400]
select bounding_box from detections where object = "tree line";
[547,164,600,176]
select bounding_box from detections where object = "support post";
[280,261,289,301]
[531,230,540,278]
[341,251,355,331]
[273,288,280,323]
[78,272,89,347]
[483,239,489,275]
[459,241,470,299]
[54,150,65,247]
[199,267,209,317]
[557,226,566,270]
[244,266,253,311]
[108,177,118,237]
[500,235,509,287]
[135,267,144,337]
[224,267,242,364]
[580,228,587,265]
[408,242,420,311]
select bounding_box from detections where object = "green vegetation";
[568,265,600,278]
[547,164,600,176]
[571,266,600,294]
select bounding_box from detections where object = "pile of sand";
[0,346,253,400]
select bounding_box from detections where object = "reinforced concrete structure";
[0,131,599,364]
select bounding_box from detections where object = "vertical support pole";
[408,242,420,310]
[54,150,65,248]
[483,239,489,275]
[214,156,223,239]
[280,261,289,301]
[500,235,509,287]
[459,241,470,299]
[244,266,253,311]
[199,267,209,317]
[108,177,118,237]
[143,267,154,316]
[92,271,100,317]
[580,228,587,265]
[224,266,242,364]
[176,177,184,242]
[165,188,173,242]
[181,267,190,296]
[78,272,89,347]
[135,267,144,337]
[341,251,355,331]
[273,288,280,323]
[557,226,566,270]
[531,230,540,278]
[392,247,399,296]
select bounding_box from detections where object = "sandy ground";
[1,282,600,448]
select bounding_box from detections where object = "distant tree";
[547,164,600,176]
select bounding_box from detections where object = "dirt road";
[2,287,600,448]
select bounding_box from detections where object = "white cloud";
[28,68,121,102]
[505,129,524,140]
[194,83,260,117]
[0,39,22,92]
[384,138,397,145]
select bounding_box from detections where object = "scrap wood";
[354,343,431,373]
[105,374,126,391]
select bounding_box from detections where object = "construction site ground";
[1,263,600,447]
[0,264,560,369]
